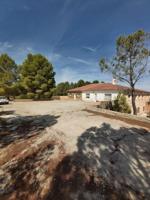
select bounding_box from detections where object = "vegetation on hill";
[53,80,101,96]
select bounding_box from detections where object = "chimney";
[112,78,117,85]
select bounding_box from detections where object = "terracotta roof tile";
[68,83,150,95]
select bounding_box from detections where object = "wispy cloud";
[82,46,97,52]
[82,44,102,53]
[58,67,79,82]
[48,52,106,83]
[23,5,31,11]
[60,0,73,15]
[67,56,97,66]
[0,42,14,53]
[0,41,34,63]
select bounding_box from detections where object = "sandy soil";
[1,100,137,152]
[0,100,150,200]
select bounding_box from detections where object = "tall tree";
[19,54,55,99]
[0,54,17,97]
[0,54,17,86]
[93,80,99,83]
[53,82,70,96]
[99,30,150,115]
[76,79,86,87]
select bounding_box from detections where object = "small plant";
[16,94,28,99]
[113,93,131,114]
[27,92,35,99]
[98,101,113,110]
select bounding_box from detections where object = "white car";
[0,96,9,105]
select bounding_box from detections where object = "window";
[104,93,112,101]
[86,93,90,99]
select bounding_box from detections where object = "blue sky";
[0,0,150,90]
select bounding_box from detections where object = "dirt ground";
[0,100,150,200]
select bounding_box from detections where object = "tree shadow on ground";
[0,114,60,148]
[47,123,150,200]
[0,110,15,116]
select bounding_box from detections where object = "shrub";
[16,94,28,99]
[34,94,40,100]
[113,93,131,114]
[0,88,5,96]
[98,101,113,110]
[43,91,52,99]
[27,92,35,99]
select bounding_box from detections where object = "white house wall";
[82,91,118,102]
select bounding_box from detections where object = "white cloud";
[82,46,96,52]
[0,42,14,52]
[67,56,97,66]
[56,67,79,83]
[0,41,35,63]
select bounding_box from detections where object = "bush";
[34,94,40,100]
[113,93,131,114]
[27,92,35,99]
[43,91,52,99]
[16,94,28,99]
[98,101,113,110]
[0,88,5,96]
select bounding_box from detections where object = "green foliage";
[0,88,5,96]
[43,91,53,99]
[113,93,131,114]
[99,30,150,85]
[93,80,99,83]
[98,101,113,110]
[99,30,150,114]
[53,79,101,96]
[0,54,17,97]
[27,92,35,99]
[19,54,55,99]
[53,82,70,96]
[15,94,28,99]
[76,79,85,87]
[0,54,17,86]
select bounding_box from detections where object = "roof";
[68,83,150,95]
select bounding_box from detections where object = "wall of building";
[82,91,118,102]
[68,91,150,116]
[126,95,150,116]
[145,102,150,116]
[68,93,82,100]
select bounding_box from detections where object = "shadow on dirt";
[0,114,60,148]
[47,123,150,200]
[0,110,15,116]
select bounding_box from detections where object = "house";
[68,81,150,116]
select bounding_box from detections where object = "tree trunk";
[131,87,137,115]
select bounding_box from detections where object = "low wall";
[85,105,150,129]
[52,96,69,100]
[14,99,34,102]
